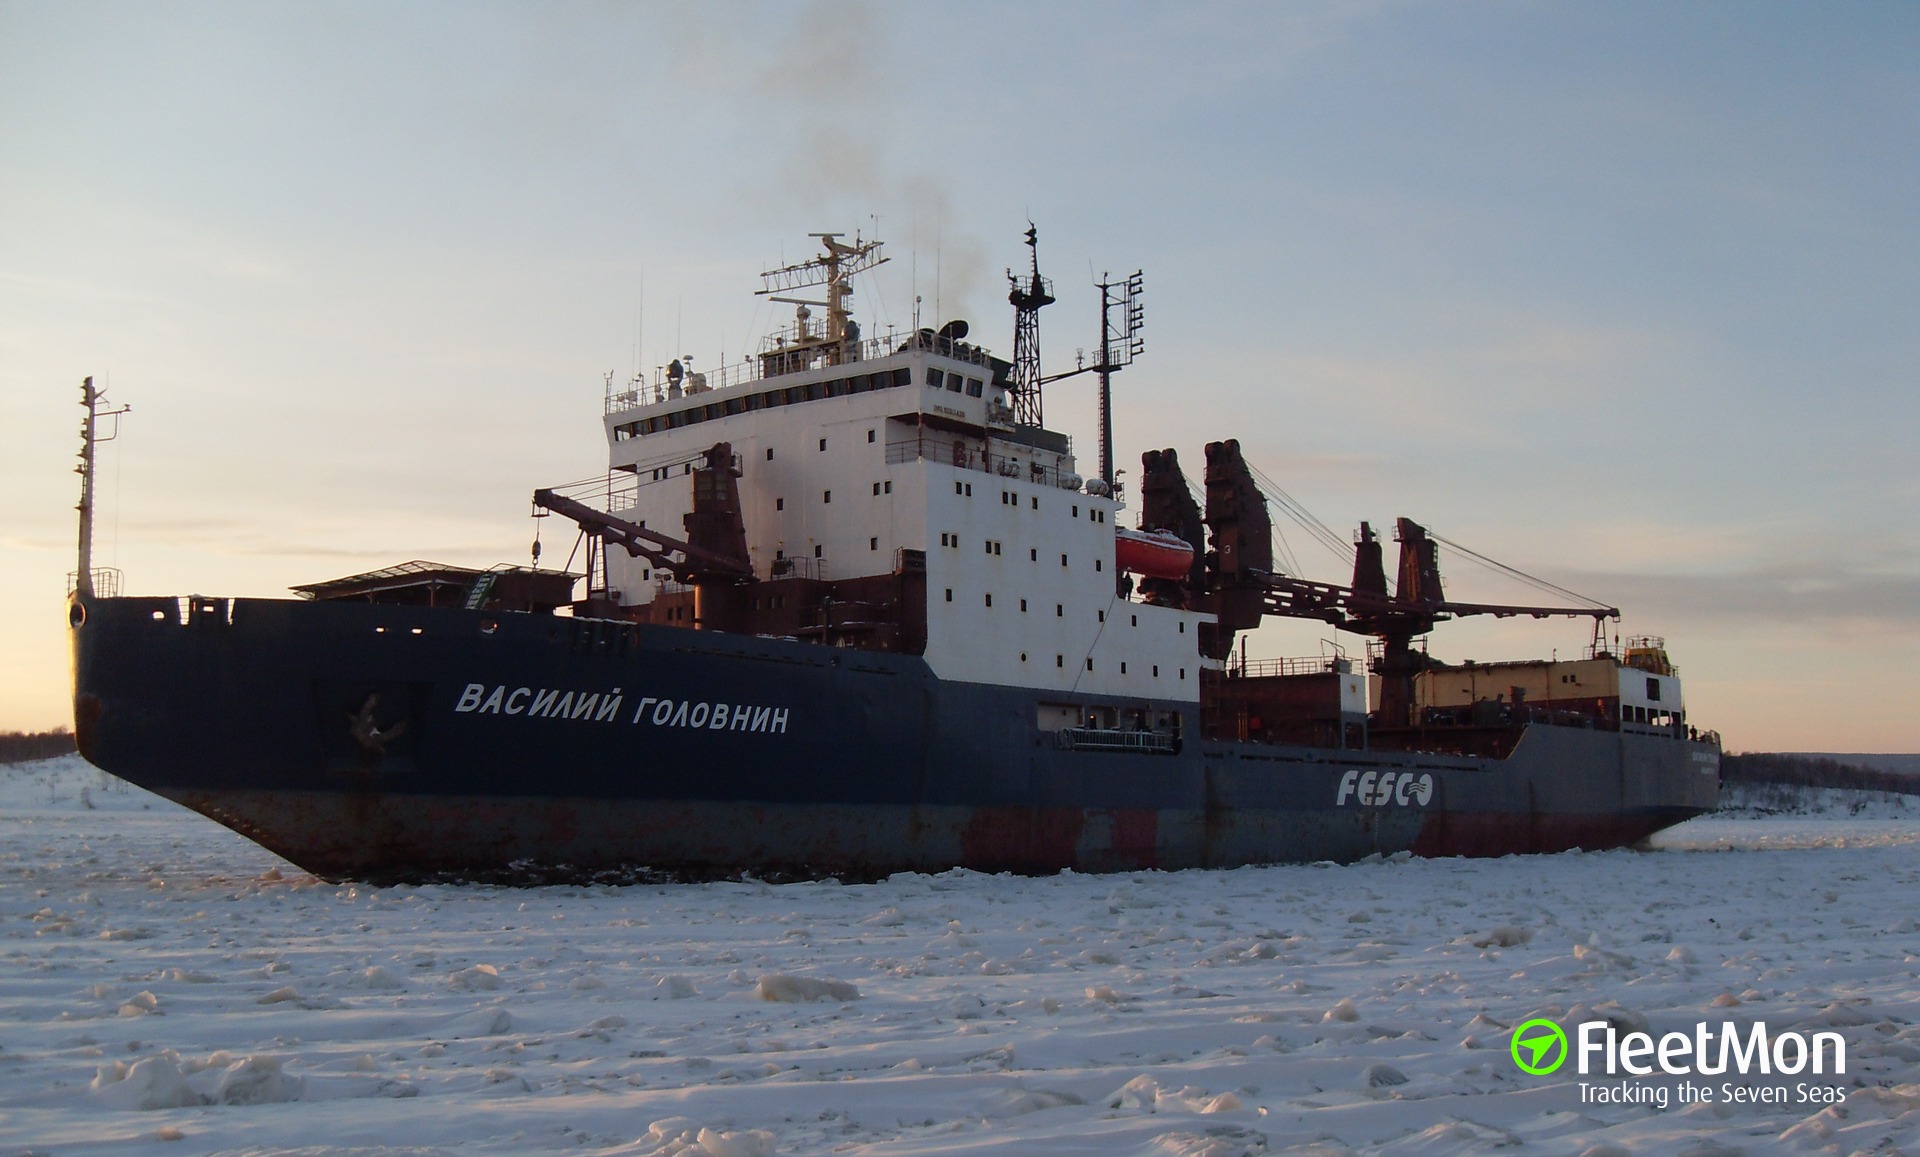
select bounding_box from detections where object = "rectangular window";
[1131,614,1138,626]
[1020,599,1028,612]
[1120,662,1127,674]
[873,482,881,496]
[956,481,964,495]
[776,498,785,511]
[1647,677,1661,701]
[1055,604,1063,617]
[1030,548,1038,561]
[984,593,993,607]
[884,480,892,494]
[868,429,875,442]
[1056,655,1064,668]
[1031,496,1038,510]
[823,490,831,504]
[1072,505,1079,517]
[1152,665,1159,677]
[1061,554,1069,567]
[818,438,827,451]
[927,368,944,388]
[1095,559,1103,572]
[1086,658,1094,671]
[869,537,879,551]
[945,589,953,602]
[965,483,973,496]
[813,544,823,558]
[1098,610,1105,622]
[967,378,984,397]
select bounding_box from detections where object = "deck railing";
[605,327,994,415]
[885,436,1082,490]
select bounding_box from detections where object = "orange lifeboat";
[1114,526,1195,580]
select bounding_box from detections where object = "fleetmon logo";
[1511,1019,1569,1075]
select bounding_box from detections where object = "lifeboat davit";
[1114,526,1195,580]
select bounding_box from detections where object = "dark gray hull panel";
[70,594,1720,881]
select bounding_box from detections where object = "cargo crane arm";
[1247,518,1617,727]
[529,489,751,584]
[1251,516,1617,633]
[532,440,754,588]
[1253,573,1617,631]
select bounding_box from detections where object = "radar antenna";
[756,233,887,364]
[1006,223,1054,427]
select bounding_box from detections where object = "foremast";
[72,376,129,599]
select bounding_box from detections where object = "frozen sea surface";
[4,756,1918,1156]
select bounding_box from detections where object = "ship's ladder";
[464,573,497,610]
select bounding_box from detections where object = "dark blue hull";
[69,594,1720,881]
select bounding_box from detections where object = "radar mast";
[1006,223,1054,427]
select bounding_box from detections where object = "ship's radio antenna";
[73,376,130,599]
[1034,256,1146,489]
[1094,269,1144,488]
[1006,222,1054,427]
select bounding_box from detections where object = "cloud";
[1560,563,1920,628]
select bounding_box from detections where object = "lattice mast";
[1006,224,1054,427]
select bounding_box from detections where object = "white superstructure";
[592,239,1212,702]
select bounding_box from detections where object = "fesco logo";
[1512,1019,1570,1074]
[1336,769,1434,807]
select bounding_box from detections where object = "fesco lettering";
[1336,769,1434,807]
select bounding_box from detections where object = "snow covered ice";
[4,755,1919,1156]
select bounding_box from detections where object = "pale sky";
[3,1,1916,750]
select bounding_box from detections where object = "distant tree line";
[0,729,77,763]
[1722,752,1920,796]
